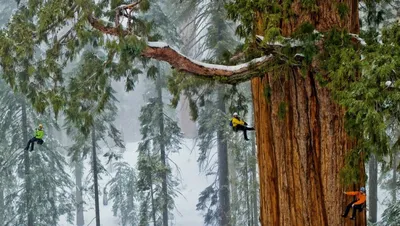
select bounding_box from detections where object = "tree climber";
[230,112,255,141]
[24,124,45,152]
[342,187,366,220]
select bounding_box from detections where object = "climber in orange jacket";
[230,112,255,141]
[342,187,366,220]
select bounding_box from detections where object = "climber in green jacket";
[24,124,45,152]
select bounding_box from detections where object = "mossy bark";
[252,1,366,225]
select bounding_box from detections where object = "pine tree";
[0,80,21,226]
[381,201,400,226]
[169,1,239,225]
[74,153,85,226]
[0,80,74,225]
[227,85,259,226]
[108,161,138,226]
[65,49,125,226]
[0,0,16,27]
[6,1,400,225]
[136,64,182,226]
[0,3,20,225]
[359,1,400,223]
[167,1,259,225]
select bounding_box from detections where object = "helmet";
[360,187,366,192]
[233,112,238,116]
[38,124,43,128]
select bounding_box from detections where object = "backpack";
[229,120,233,127]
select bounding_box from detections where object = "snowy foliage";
[0,80,74,225]
[195,83,258,226]
[136,65,182,225]
[380,201,400,226]
[62,48,126,226]
[108,161,138,226]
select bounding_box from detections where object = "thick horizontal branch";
[88,15,275,83]
[144,42,273,77]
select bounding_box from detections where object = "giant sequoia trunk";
[251,1,366,225]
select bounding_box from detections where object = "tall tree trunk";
[21,100,34,226]
[91,125,100,226]
[392,152,398,203]
[75,156,85,226]
[49,188,57,225]
[228,147,237,226]
[148,149,157,226]
[217,87,231,226]
[368,154,378,223]
[250,100,259,226]
[243,147,251,226]
[156,70,169,226]
[177,7,198,139]
[252,1,366,225]
[150,182,157,226]
[0,179,4,226]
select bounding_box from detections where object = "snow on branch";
[256,30,367,47]
[145,41,273,74]
[348,33,367,46]
[88,15,275,83]
[256,35,302,47]
[385,81,394,88]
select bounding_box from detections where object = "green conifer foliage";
[136,63,182,226]
[108,161,138,226]
[0,80,74,225]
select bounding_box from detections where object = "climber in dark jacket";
[230,112,255,141]
[342,187,367,220]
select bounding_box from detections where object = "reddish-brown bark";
[89,1,366,225]
[252,1,366,225]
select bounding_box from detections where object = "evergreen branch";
[0,148,22,173]
[184,28,213,52]
[3,211,20,226]
[86,217,96,226]
[177,9,212,35]
[33,3,78,40]
[87,15,275,84]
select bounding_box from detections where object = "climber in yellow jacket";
[24,124,45,152]
[230,112,255,141]
[342,187,366,220]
